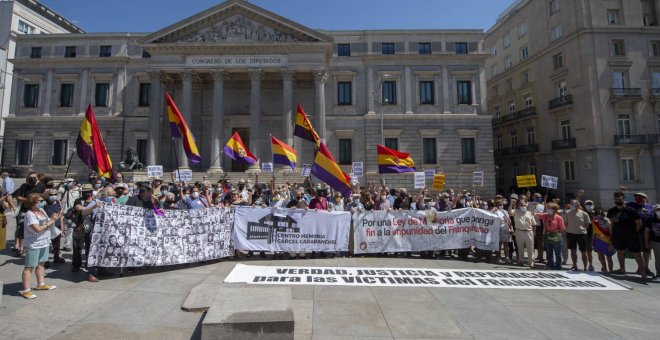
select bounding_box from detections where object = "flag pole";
[62,148,76,181]
[170,138,182,183]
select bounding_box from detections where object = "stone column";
[405,66,413,114]
[78,69,89,115]
[43,70,53,116]
[367,67,375,114]
[314,70,327,140]
[209,70,226,172]
[179,70,193,169]
[471,72,477,106]
[248,69,262,171]
[478,66,486,114]
[114,67,126,115]
[8,69,20,116]
[442,66,450,114]
[147,70,162,166]
[281,69,295,147]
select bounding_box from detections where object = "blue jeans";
[545,240,563,270]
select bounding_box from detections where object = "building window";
[461,138,476,164]
[549,0,560,15]
[506,78,513,91]
[419,81,434,105]
[99,45,112,57]
[455,42,468,54]
[457,81,472,104]
[524,96,533,108]
[529,162,537,175]
[607,10,620,25]
[505,55,513,69]
[30,47,42,58]
[561,120,572,140]
[617,114,631,136]
[550,25,563,41]
[18,20,35,34]
[508,101,516,113]
[612,71,626,88]
[527,128,536,145]
[552,53,564,70]
[60,83,74,107]
[419,42,432,54]
[492,86,499,97]
[423,138,437,164]
[494,105,501,117]
[136,139,148,164]
[611,40,626,57]
[510,132,518,148]
[564,160,576,181]
[558,81,568,97]
[338,44,351,56]
[513,163,520,177]
[95,83,110,107]
[490,65,498,77]
[503,34,511,48]
[382,81,396,104]
[382,43,395,55]
[338,139,352,165]
[520,46,529,60]
[23,84,39,108]
[138,83,151,107]
[518,22,528,37]
[496,135,503,149]
[337,81,352,106]
[15,140,33,165]
[142,50,151,58]
[621,159,636,181]
[65,46,76,58]
[51,140,68,165]
[491,45,497,56]
[521,71,529,85]
[384,138,399,151]
[652,41,660,57]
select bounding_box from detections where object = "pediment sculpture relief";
[179,15,298,43]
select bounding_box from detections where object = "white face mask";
[569,204,577,211]
[546,208,555,214]
[192,192,199,198]
[585,205,594,211]
[656,211,660,219]
[381,196,386,201]
[275,194,281,200]
[518,207,527,212]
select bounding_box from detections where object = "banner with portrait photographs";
[87,205,234,267]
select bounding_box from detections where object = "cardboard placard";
[541,175,558,189]
[472,171,484,187]
[262,162,274,173]
[516,175,537,188]
[147,166,163,178]
[414,172,426,189]
[351,162,364,177]
[174,169,193,182]
[424,169,436,180]
[432,173,446,191]
[301,164,312,177]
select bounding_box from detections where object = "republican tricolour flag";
[592,219,616,256]
[377,144,416,174]
[271,135,297,170]
[166,92,201,164]
[293,103,320,146]
[224,132,257,165]
[76,104,114,179]
[311,143,352,198]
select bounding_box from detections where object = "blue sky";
[39,0,514,33]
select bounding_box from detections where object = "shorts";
[611,231,641,253]
[24,247,49,268]
[500,228,512,243]
[566,233,588,251]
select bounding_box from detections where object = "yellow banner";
[432,174,446,191]
[516,175,537,188]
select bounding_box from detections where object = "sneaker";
[651,276,660,282]
[61,247,72,252]
[588,265,595,272]
[571,266,578,272]
[35,284,56,291]
[54,257,66,264]
[20,290,37,299]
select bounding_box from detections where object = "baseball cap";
[634,192,648,199]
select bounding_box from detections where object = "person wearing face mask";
[536,202,566,270]
[162,193,182,210]
[114,183,129,205]
[269,190,286,209]
[182,187,208,210]
[329,192,345,211]
[509,197,536,268]
[592,208,615,273]
[8,172,47,256]
[44,189,65,266]
[375,189,391,211]
[494,196,513,264]
[529,193,545,263]
[72,184,104,282]
[393,189,411,210]
[608,191,647,279]
[627,192,654,277]
[151,178,163,196]
[127,185,156,209]
[563,199,592,271]
[645,205,660,282]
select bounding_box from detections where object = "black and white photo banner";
[87,205,234,267]
[353,208,502,254]
[225,264,629,290]
[233,206,351,252]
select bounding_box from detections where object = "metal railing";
[610,88,642,99]
[492,106,537,126]
[614,135,648,145]
[548,94,573,109]
[517,144,539,154]
[551,138,576,150]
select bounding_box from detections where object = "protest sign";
[233,207,350,252]
[350,173,359,185]
[352,162,364,177]
[225,264,628,290]
[262,162,274,173]
[432,173,445,191]
[516,175,537,188]
[541,175,558,189]
[353,208,501,254]
[87,205,234,267]
[147,166,163,178]
[424,169,436,180]
[472,171,484,187]
[301,164,312,177]
[174,169,193,182]
[414,172,425,189]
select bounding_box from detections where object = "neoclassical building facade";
[3,0,495,195]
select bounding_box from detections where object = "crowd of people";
[1,170,659,299]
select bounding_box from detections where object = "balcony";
[517,144,539,154]
[548,94,573,109]
[650,134,660,144]
[650,88,660,101]
[614,135,648,146]
[492,106,537,126]
[494,147,518,157]
[609,88,642,101]
[551,138,576,150]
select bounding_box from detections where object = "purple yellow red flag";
[592,218,616,256]
[271,135,297,170]
[76,104,114,179]
[311,142,352,198]
[377,144,416,174]
[166,92,201,164]
[294,103,320,145]
[224,132,257,165]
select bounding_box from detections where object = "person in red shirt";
[536,202,566,270]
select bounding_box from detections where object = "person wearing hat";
[645,204,660,281]
[114,183,129,205]
[151,177,163,196]
[72,184,104,282]
[627,192,655,277]
[329,191,345,212]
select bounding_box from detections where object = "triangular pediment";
[142,0,332,44]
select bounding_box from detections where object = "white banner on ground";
[224,264,628,290]
[541,175,558,189]
[233,207,350,252]
[414,172,425,189]
[174,169,193,182]
[353,208,501,254]
[87,205,234,267]
[147,166,163,178]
